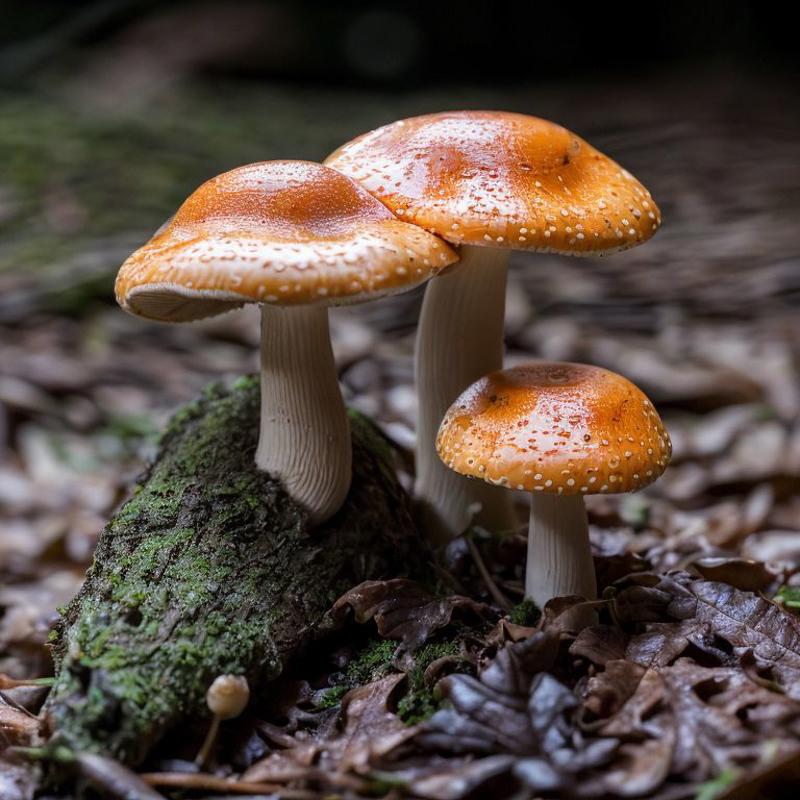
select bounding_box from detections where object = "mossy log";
[45,376,424,765]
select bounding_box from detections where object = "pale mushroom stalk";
[525,494,596,607]
[256,304,351,526]
[415,246,517,541]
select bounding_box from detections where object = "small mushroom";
[115,161,457,524]
[195,674,249,767]
[327,111,661,541]
[436,362,671,607]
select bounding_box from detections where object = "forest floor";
[1,71,799,798]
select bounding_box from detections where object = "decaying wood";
[44,376,425,765]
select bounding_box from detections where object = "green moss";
[396,640,463,724]
[317,684,350,709]
[775,586,800,610]
[694,768,739,800]
[347,409,397,485]
[317,637,465,725]
[508,598,541,627]
[347,639,397,685]
[363,774,408,797]
[313,638,396,712]
[347,639,397,686]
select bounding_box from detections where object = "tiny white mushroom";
[195,674,250,767]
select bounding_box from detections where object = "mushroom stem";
[415,245,517,542]
[194,715,221,768]
[256,304,351,525]
[525,494,597,606]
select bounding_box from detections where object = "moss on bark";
[44,376,425,765]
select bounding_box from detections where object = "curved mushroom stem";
[525,494,597,607]
[415,245,517,543]
[256,305,351,525]
[194,715,221,768]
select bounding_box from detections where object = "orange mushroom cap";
[436,362,671,495]
[115,160,458,322]
[325,111,661,254]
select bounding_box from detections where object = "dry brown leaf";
[690,557,779,592]
[332,674,416,772]
[330,579,497,655]
[0,699,40,746]
[613,573,800,697]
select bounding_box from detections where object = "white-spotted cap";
[115,160,458,321]
[326,111,661,254]
[437,362,671,495]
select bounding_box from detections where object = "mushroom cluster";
[326,111,662,540]
[115,111,669,612]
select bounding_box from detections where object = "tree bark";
[44,376,425,766]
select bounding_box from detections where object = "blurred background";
[0,1,798,678]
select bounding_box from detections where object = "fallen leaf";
[407,754,517,800]
[330,579,497,656]
[691,557,779,593]
[77,752,167,800]
[613,573,800,698]
[570,625,629,666]
[584,659,646,718]
[333,674,415,771]
[0,699,40,746]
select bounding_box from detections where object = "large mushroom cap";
[115,160,458,321]
[326,111,661,254]
[437,362,671,495]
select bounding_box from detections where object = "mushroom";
[436,362,671,607]
[195,674,250,767]
[115,161,457,524]
[326,111,661,541]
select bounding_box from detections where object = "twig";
[140,772,318,798]
[0,674,55,689]
[465,531,511,610]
